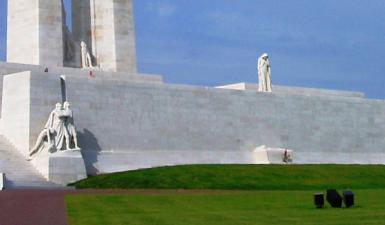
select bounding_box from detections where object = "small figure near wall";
[28,102,80,160]
[257,53,272,92]
[80,41,94,68]
[283,149,293,163]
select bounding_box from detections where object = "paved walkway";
[0,189,229,225]
[0,190,70,225]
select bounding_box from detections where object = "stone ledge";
[216,82,365,98]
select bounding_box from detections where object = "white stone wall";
[0,62,162,115]
[1,70,385,174]
[0,72,31,156]
[9,72,383,175]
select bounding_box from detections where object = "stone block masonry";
[1,71,385,175]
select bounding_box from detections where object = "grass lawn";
[71,164,385,190]
[68,165,385,224]
[66,189,385,225]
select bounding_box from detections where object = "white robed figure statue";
[29,102,80,160]
[80,41,93,68]
[258,53,272,92]
[63,101,79,150]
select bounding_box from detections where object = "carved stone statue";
[80,41,93,68]
[63,102,79,150]
[29,103,62,159]
[28,102,80,160]
[257,53,272,92]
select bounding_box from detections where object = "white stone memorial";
[253,145,293,164]
[7,0,64,67]
[72,0,137,72]
[29,101,86,185]
[0,0,384,188]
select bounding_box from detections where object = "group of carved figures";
[257,53,272,92]
[29,102,79,160]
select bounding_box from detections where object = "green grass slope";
[67,190,385,225]
[71,164,385,190]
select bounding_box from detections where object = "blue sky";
[1,0,385,99]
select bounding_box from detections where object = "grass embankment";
[66,190,385,225]
[71,164,385,190]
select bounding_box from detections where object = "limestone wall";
[1,71,385,174]
[1,72,31,155]
[0,62,162,83]
[0,62,162,116]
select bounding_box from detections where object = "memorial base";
[253,145,294,164]
[32,149,87,185]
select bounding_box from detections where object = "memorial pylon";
[7,0,64,67]
[72,0,138,73]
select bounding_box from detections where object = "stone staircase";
[0,135,64,189]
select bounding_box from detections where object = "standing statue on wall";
[258,53,272,92]
[28,102,80,160]
[80,41,93,68]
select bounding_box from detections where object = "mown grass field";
[71,164,385,190]
[67,165,385,225]
[66,190,385,225]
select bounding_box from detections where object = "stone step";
[5,181,69,189]
[0,135,64,189]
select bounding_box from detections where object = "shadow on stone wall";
[78,129,101,176]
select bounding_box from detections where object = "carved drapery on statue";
[29,102,80,160]
[80,41,94,68]
[63,102,79,149]
[257,53,272,92]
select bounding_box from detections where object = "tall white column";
[113,0,137,73]
[72,0,137,73]
[7,0,64,67]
